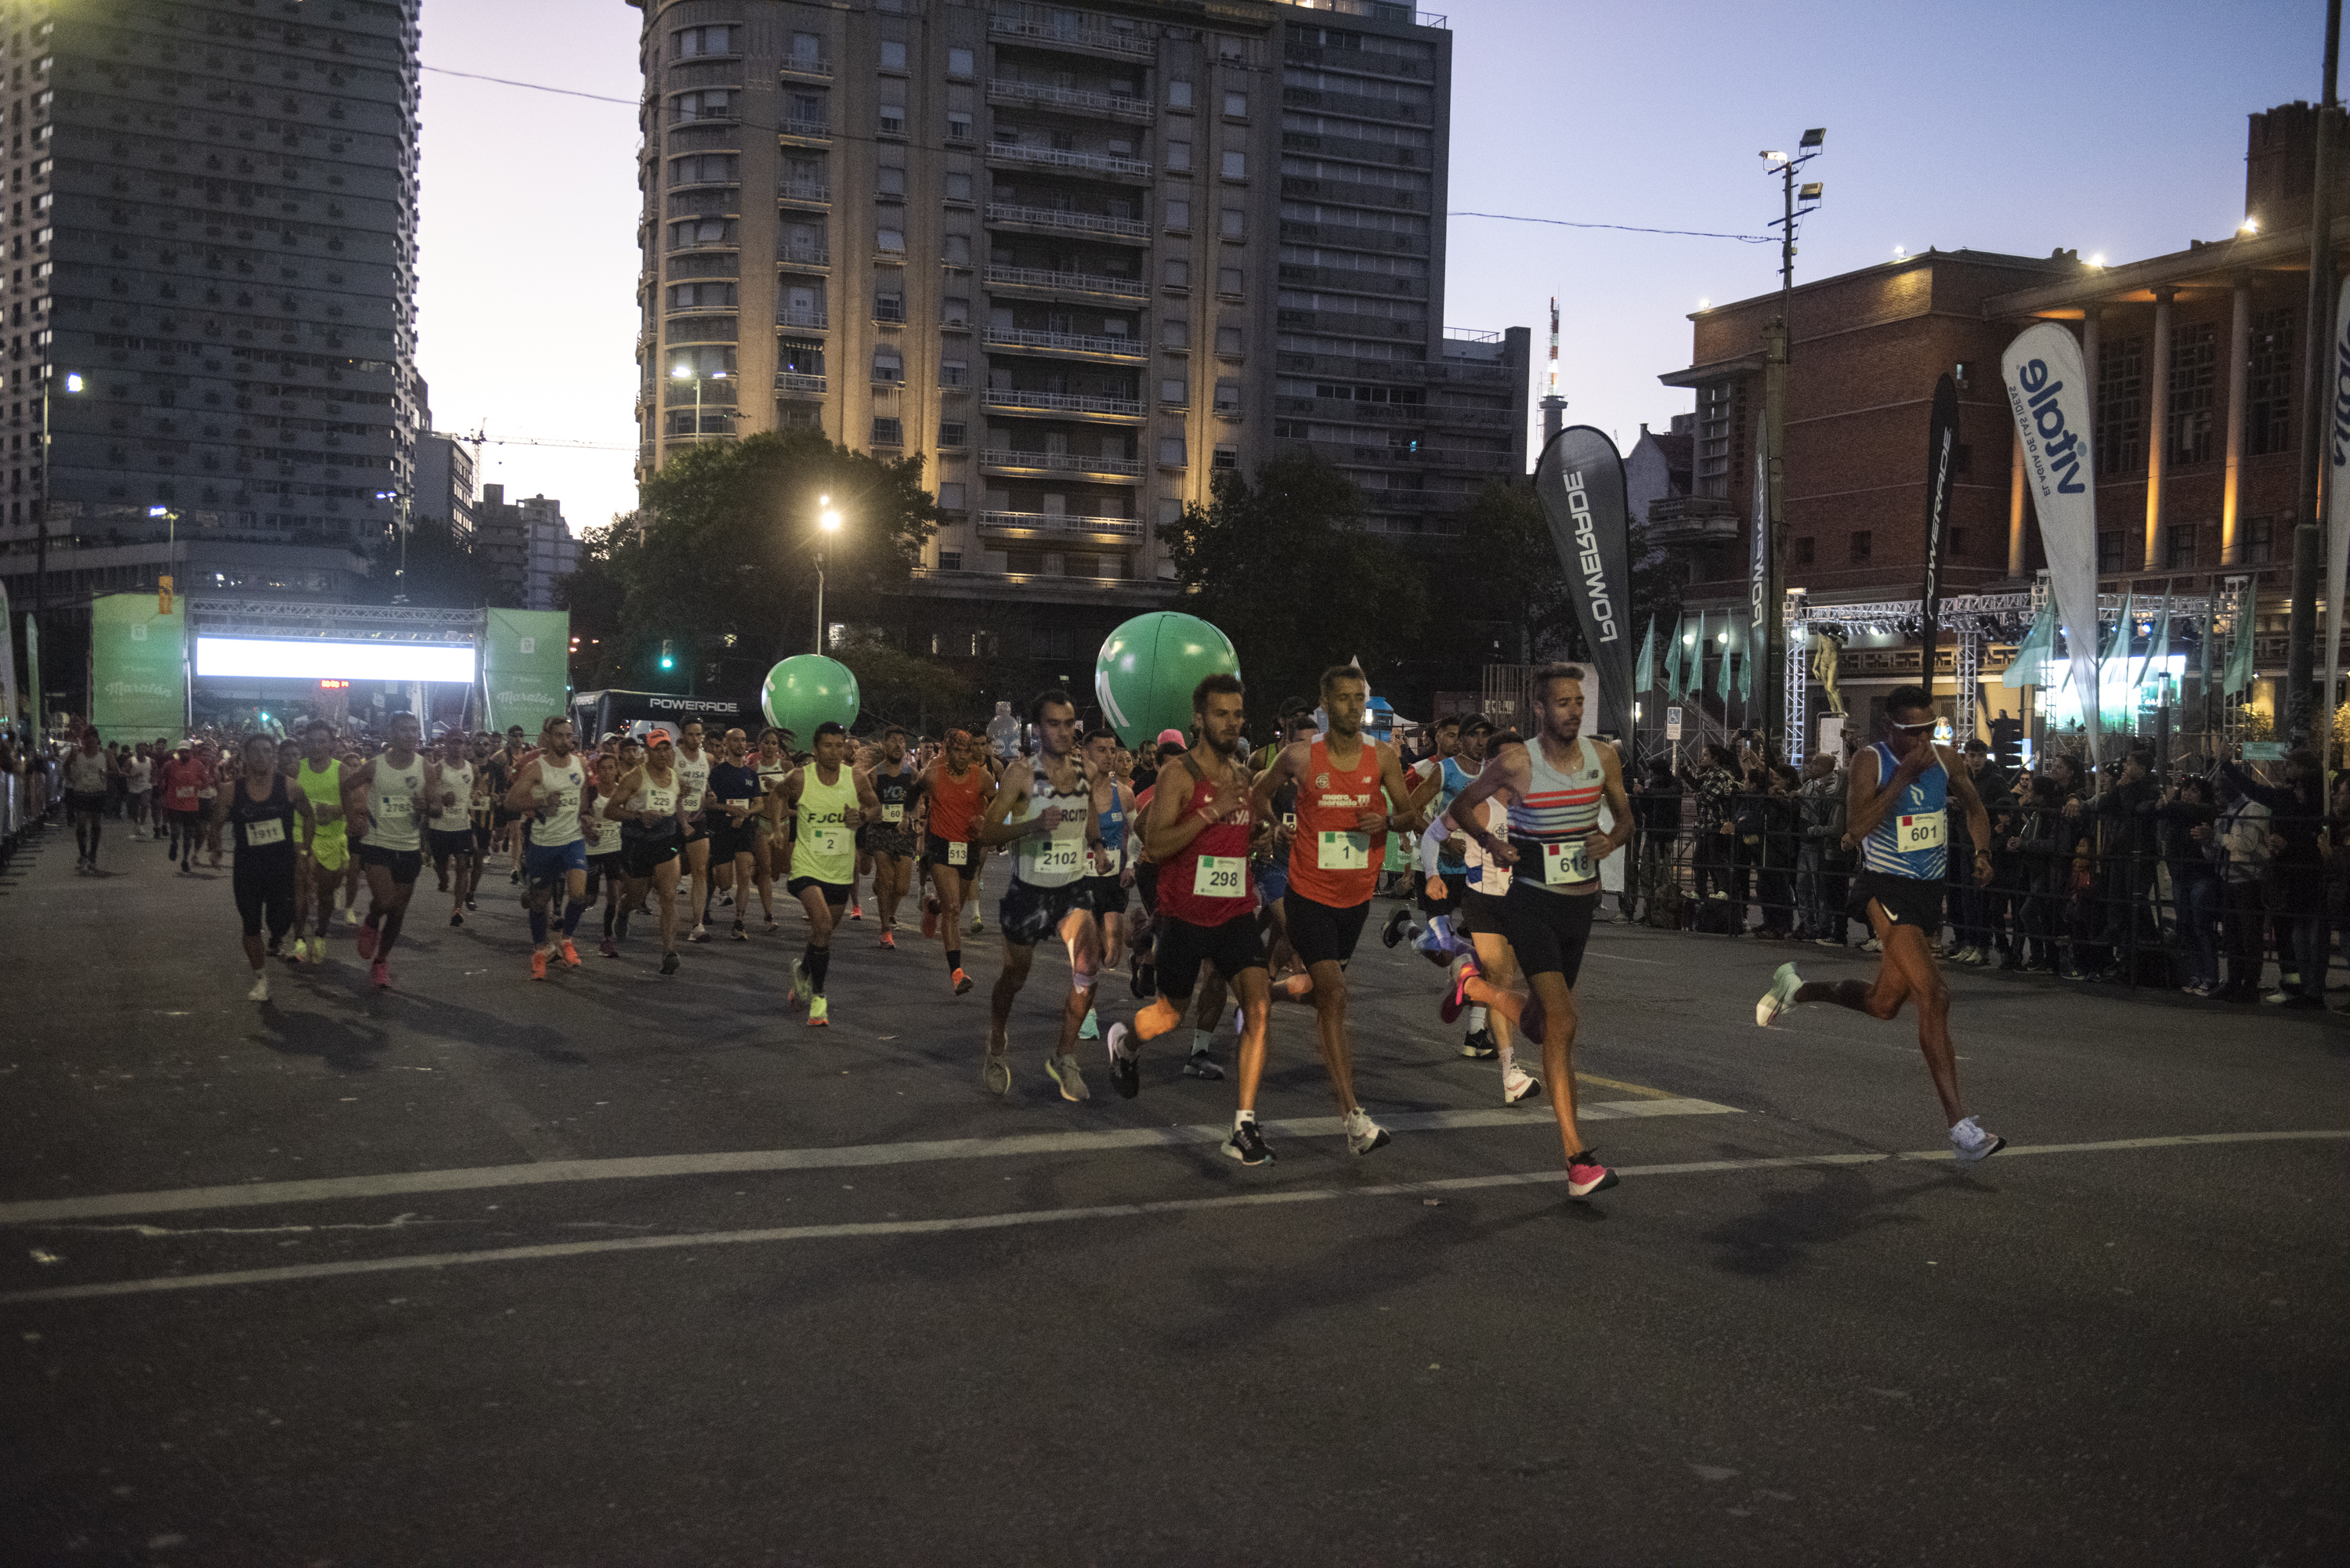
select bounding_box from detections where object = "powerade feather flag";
[1683,612,1705,698]
[2001,323,2103,764]
[1535,425,1635,736]
[2326,276,2350,717]
[1921,374,1960,703]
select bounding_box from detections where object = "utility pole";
[2287,0,2343,750]
[1760,131,1824,760]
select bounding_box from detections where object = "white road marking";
[0,1098,1741,1225]
[2,1129,2341,1306]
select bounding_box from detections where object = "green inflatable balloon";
[761,655,860,740]
[1093,612,1242,750]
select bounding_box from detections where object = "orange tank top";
[1286,736,1387,909]
[927,762,987,843]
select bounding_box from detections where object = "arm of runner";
[974,769,1047,844]
[851,768,881,827]
[1246,742,1302,821]
[1589,742,1634,861]
[1943,745,1994,885]
[501,757,540,816]
[293,784,316,846]
[1445,743,1528,866]
[340,758,374,833]
[1373,742,1419,835]
[1419,813,1451,901]
[1140,757,1230,862]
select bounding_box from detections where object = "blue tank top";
[1435,756,1476,868]
[1860,741,1948,881]
[1097,790,1127,856]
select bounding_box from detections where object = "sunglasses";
[1889,718,1937,732]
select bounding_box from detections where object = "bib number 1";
[1316,829,1370,871]
[1192,854,1245,898]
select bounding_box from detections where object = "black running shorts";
[1849,868,1943,932]
[1285,890,1370,969]
[1501,881,1597,985]
[357,844,424,885]
[1462,887,1510,939]
[430,828,475,860]
[622,836,682,880]
[786,875,851,906]
[1155,912,1266,1001]
[999,877,1089,948]
[925,833,978,875]
[1084,874,1130,916]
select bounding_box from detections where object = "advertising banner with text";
[481,609,571,736]
[89,591,188,739]
[2001,323,2102,763]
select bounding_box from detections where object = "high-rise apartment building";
[0,0,421,625]
[627,0,1523,675]
[413,429,476,543]
[475,482,574,612]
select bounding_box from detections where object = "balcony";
[982,325,1145,360]
[779,116,829,141]
[777,244,830,271]
[983,388,1143,419]
[983,264,1147,300]
[777,179,830,205]
[776,305,829,329]
[985,140,1152,180]
[981,447,1145,479]
[986,13,1156,61]
[1643,494,1739,546]
[986,78,1154,121]
[985,201,1148,240]
[779,54,831,78]
[775,372,827,396]
[979,509,1144,538]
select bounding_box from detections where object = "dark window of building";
[1848,529,1871,565]
[1946,528,1966,560]
[2245,515,2274,565]
[938,550,963,571]
[2167,321,2217,466]
[2097,530,2124,574]
[2165,522,2199,569]
[1696,381,1733,498]
[2096,334,2144,477]
[1791,536,1813,565]
[871,417,902,446]
[938,420,967,446]
[2247,307,2295,457]
[1212,444,1237,470]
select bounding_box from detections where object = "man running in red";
[158,742,211,874]
[917,725,995,995]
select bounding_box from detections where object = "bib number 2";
[1192,854,1245,898]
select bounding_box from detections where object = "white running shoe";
[247,972,270,1003]
[1950,1115,2007,1163]
[1502,1064,1542,1104]
[1344,1107,1390,1156]
[1755,961,1802,1027]
[1045,1051,1090,1102]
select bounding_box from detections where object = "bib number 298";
[1192,854,1245,898]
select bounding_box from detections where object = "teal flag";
[1633,615,1656,692]
[1738,621,1754,703]
[2001,604,2055,689]
[2225,580,2258,697]
[1715,623,1734,703]
[481,609,573,735]
[1684,612,1705,698]
[2101,590,2131,670]
[2133,589,2171,695]
[1661,613,1684,698]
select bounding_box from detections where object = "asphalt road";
[2,819,2345,1566]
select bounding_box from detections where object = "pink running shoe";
[1439,954,1481,1024]
[1566,1150,1618,1198]
[370,959,391,990]
[355,922,379,961]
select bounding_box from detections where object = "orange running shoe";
[952,966,974,997]
[879,929,897,949]
[530,949,548,981]
[560,938,581,967]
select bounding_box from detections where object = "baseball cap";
[1461,714,1495,735]
[1155,728,1186,746]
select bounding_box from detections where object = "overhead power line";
[421,64,638,106]
[1449,211,1774,244]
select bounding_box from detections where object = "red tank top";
[1286,737,1386,909]
[1156,755,1259,927]
[927,763,987,843]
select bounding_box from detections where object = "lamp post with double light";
[1759,128,1824,757]
[669,360,731,451]
[813,495,842,652]
[34,367,84,624]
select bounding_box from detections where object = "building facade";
[413,429,475,543]
[626,0,1524,688]
[0,0,422,629]
[475,482,573,612]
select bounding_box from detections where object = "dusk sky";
[414,0,2319,540]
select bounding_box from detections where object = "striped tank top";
[1014,754,1093,890]
[1860,742,1948,881]
[1506,735,1605,894]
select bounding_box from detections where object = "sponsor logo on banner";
[649,695,743,714]
[1535,426,1635,736]
[1564,469,1618,643]
[2001,321,2102,763]
[104,680,173,698]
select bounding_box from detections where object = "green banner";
[89,591,186,739]
[481,609,570,735]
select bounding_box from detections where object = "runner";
[1074,724,1137,1042]
[866,724,921,945]
[975,690,1102,1098]
[612,732,689,974]
[1103,674,1277,1164]
[771,721,878,1025]
[216,732,315,1001]
[427,730,475,927]
[1422,741,1543,1105]
[583,749,630,958]
[289,722,347,962]
[916,725,995,996]
[1442,663,1631,1198]
[464,732,497,912]
[1753,684,2007,1162]
[60,726,111,874]
[504,716,592,981]
[194,739,226,869]
[488,725,526,884]
[1247,664,1425,1154]
[706,727,765,941]
[674,718,717,944]
[159,739,208,873]
[123,742,154,838]
[750,726,792,934]
[340,711,433,989]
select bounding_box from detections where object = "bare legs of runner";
[1788,908,1966,1125]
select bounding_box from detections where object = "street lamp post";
[33,368,84,626]
[669,362,731,450]
[146,504,179,611]
[1759,129,1824,759]
[375,488,412,603]
[813,495,841,652]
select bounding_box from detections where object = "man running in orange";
[916,724,996,996]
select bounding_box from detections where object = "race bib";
[727,797,754,811]
[1192,854,1246,898]
[1897,811,1946,854]
[808,826,846,858]
[946,840,968,866]
[1317,829,1370,871]
[244,817,286,847]
[1036,837,1084,876]
[880,804,904,823]
[1542,840,1593,886]
[377,791,413,824]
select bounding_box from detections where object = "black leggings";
[234,862,298,940]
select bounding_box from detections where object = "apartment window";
[944,294,971,327]
[672,345,736,377]
[945,172,973,203]
[2246,516,2275,565]
[1221,151,1247,179]
[671,153,737,186]
[879,40,908,71]
[674,89,733,124]
[943,234,971,266]
[789,32,824,67]
[786,91,826,129]
[1791,536,1814,566]
[1212,444,1238,470]
[1220,208,1246,240]
[946,111,974,143]
[947,46,974,79]
[940,482,966,509]
[2095,334,2145,478]
[1165,199,1191,231]
[1218,36,1246,60]
[2247,307,2294,458]
[2164,522,2199,569]
[876,166,906,200]
[1224,92,1248,117]
[1160,378,1188,405]
[939,550,964,571]
[1160,497,1184,529]
[873,349,903,384]
[675,24,732,57]
[1696,381,1734,497]
[1159,437,1188,466]
[1167,140,1192,172]
[776,340,824,377]
[937,359,967,388]
[874,290,906,322]
[2167,322,2216,467]
[1849,529,1871,565]
[873,417,904,446]
[1169,79,1194,109]
[1161,319,1190,349]
[667,282,736,309]
[1216,326,1243,356]
[939,420,968,446]
[1217,267,1244,299]
[669,218,736,250]
[879,106,907,136]
[1213,381,1241,414]
[2097,530,2124,574]
[1164,259,1190,289]
[878,226,906,253]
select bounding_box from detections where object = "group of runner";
[125,660,2007,1198]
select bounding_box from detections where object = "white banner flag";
[2001,321,2102,764]
[2324,276,2350,730]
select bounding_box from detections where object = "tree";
[831,632,973,732]
[559,519,635,690]
[1159,452,1427,714]
[1423,482,1574,681]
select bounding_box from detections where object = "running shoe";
[1380,905,1412,948]
[764,919,780,934]
[1182,1050,1224,1081]
[355,922,380,961]
[970,908,985,934]
[1222,1118,1274,1166]
[1345,1107,1391,1156]
[1949,1115,2006,1163]
[1078,1007,1100,1041]
[1860,937,1882,955]
[598,937,620,959]
[1502,1064,1543,1104]
[248,972,270,1003]
[1566,1150,1618,1198]
[1755,961,1802,1027]
[731,920,747,942]
[1105,1022,1138,1098]
[921,896,939,939]
[790,959,809,1007]
[1459,1028,1497,1060]
[1045,1051,1090,1102]
[689,925,712,945]
[302,937,323,966]
[660,950,680,976]
[982,1050,1011,1097]
[370,960,391,991]
[849,901,863,921]
[560,939,580,968]
[878,929,897,949]
[952,966,974,997]
[806,994,830,1028]
[530,950,548,981]
[266,935,283,959]
[465,898,479,912]
[449,912,464,928]
[1439,954,1480,1024]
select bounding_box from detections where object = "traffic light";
[659,639,676,670]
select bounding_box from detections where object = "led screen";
[194,637,479,683]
